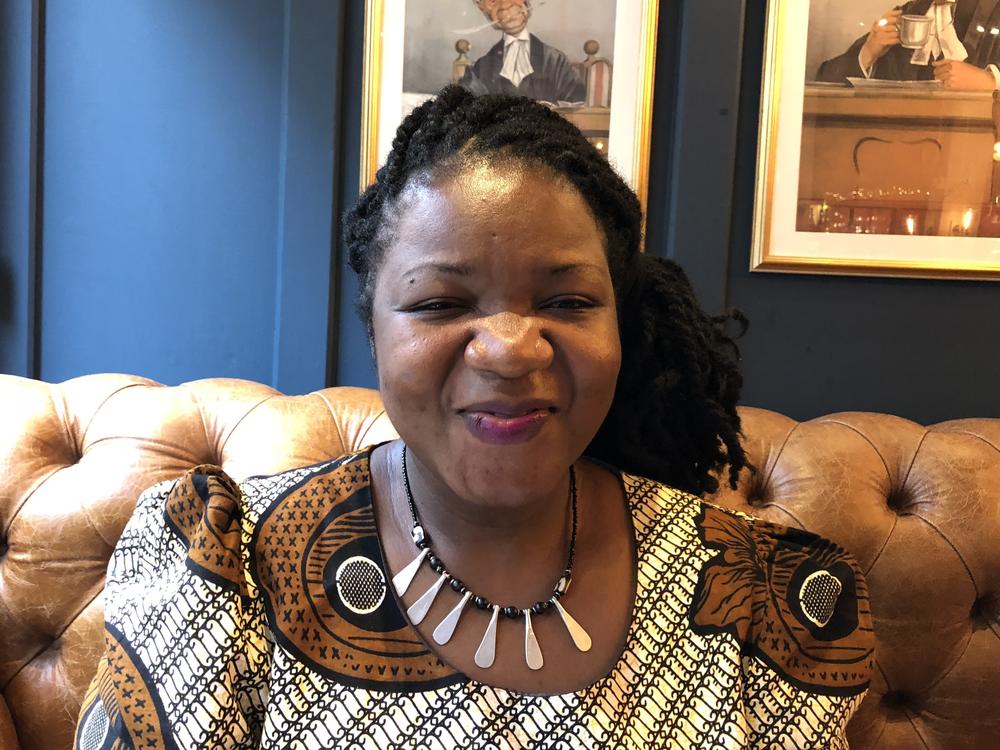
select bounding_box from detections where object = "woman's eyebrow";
[547,262,604,277]
[404,262,472,278]
[402,261,603,279]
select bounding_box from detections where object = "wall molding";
[27,0,46,380]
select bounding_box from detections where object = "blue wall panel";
[0,1,35,377]
[272,0,341,395]
[40,0,284,385]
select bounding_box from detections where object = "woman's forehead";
[396,166,599,242]
[378,166,608,284]
[399,161,578,220]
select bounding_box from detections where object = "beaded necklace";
[391,445,593,670]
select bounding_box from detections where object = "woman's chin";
[453,483,560,513]
[444,454,571,508]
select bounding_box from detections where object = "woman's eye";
[543,297,596,311]
[408,299,466,314]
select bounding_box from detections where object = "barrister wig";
[343,85,750,496]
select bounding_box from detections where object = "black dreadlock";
[343,85,750,496]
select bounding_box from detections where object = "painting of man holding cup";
[784,0,1000,241]
[816,0,1000,89]
[750,0,1000,272]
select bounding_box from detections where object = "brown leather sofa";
[1,373,998,749]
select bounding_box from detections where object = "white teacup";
[899,14,933,49]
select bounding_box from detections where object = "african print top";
[75,448,875,750]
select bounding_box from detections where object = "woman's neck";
[378,441,575,603]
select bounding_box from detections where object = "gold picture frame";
[753,0,1000,280]
[360,0,659,218]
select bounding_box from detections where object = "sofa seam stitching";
[2,465,60,540]
[217,394,280,459]
[356,409,389,447]
[1,584,104,691]
[78,381,158,448]
[919,626,976,695]
[903,512,980,599]
[944,429,1000,455]
[314,391,348,452]
[863,514,897,577]
[817,418,893,485]
[758,420,799,491]
[186,387,216,463]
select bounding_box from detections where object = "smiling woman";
[74,87,875,749]
[372,161,620,512]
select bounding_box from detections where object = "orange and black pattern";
[75,453,874,749]
[251,453,460,689]
[75,469,270,750]
[164,464,247,597]
[690,505,875,696]
[75,624,170,750]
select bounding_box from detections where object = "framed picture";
[361,0,659,214]
[753,0,1000,280]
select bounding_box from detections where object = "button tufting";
[746,487,769,507]
[882,690,910,711]
[881,691,908,710]
[885,489,910,513]
[0,537,7,557]
[60,430,84,464]
[881,690,925,714]
[971,595,999,629]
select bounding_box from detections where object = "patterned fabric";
[75,450,874,749]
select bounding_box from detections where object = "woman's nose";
[465,312,554,378]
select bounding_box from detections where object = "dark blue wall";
[2,0,341,395]
[3,1,998,420]
[0,1,36,378]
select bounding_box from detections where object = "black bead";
[531,601,547,615]
[428,555,444,573]
[474,596,490,610]
[502,606,520,619]
[449,578,465,593]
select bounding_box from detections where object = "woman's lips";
[461,408,552,445]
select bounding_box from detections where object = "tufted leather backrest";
[1,374,997,749]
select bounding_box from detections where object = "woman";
[75,87,873,749]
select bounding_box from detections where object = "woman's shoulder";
[622,471,875,698]
[238,448,372,491]
[135,449,375,566]
[233,448,374,517]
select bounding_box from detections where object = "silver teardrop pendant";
[393,548,428,597]
[524,610,544,670]
[474,605,500,669]
[407,572,447,625]
[433,591,471,645]
[553,599,592,652]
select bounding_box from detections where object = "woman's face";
[371,162,621,507]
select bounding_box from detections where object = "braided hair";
[344,85,750,496]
